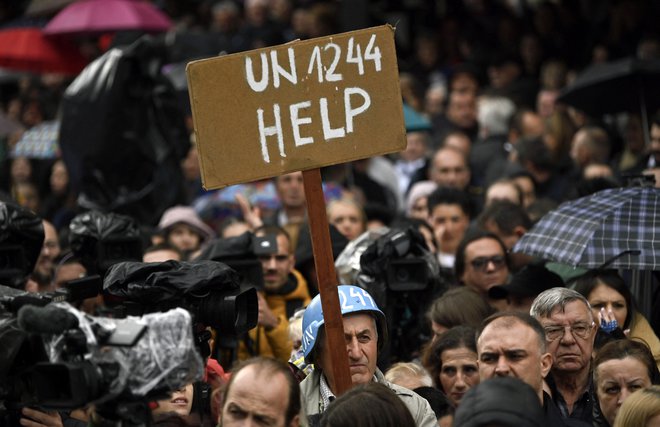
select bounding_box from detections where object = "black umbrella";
[558,57,660,145]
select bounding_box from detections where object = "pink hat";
[158,205,215,242]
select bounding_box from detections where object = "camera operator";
[238,225,311,363]
[25,220,60,293]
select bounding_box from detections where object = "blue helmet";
[301,285,388,363]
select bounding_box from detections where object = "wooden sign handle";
[302,168,352,395]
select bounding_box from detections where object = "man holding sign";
[188,25,409,411]
[300,285,437,426]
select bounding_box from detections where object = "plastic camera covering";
[43,303,204,401]
[335,227,390,285]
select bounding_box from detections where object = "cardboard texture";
[187,24,406,190]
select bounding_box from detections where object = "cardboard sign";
[187,25,405,190]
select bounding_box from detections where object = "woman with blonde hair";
[613,385,660,427]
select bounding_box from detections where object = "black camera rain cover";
[69,210,140,253]
[103,260,239,304]
[360,226,434,279]
[59,35,189,226]
[0,313,26,381]
[196,231,255,261]
[0,202,44,283]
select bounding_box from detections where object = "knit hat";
[405,181,437,216]
[158,205,215,242]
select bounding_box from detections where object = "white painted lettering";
[320,97,345,140]
[290,101,314,147]
[257,104,285,163]
[344,87,371,133]
[245,53,269,92]
[270,48,297,88]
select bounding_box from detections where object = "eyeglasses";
[543,322,594,342]
[469,255,506,272]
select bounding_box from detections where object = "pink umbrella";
[43,0,172,37]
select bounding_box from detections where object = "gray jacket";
[300,368,437,427]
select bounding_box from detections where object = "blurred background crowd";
[1,0,659,239]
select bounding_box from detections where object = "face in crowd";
[429,202,470,255]
[460,237,509,295]
[221,364,299,427]
[275,172,305,211]
[258,233,295,292]
[327,199,365,242]
[586,282,627,329]
[167,224,202,253]
[430,147,471,190]
[439,346,479,406]
[477,316,552,401]
[317,313,378,391]
[536,300,596,375]
[152,383,194,418]
[595,356,652,426]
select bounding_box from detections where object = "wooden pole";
[302,168,352,395]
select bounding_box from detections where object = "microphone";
[17,304,80,335]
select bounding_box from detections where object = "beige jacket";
[299,368,437,427]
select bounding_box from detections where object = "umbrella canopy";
[0,27,87,74]
[43,0,172,36]
[557,57,660,145]
[11,120,60,159]
[512,186,660,270]
[558,57,660,116]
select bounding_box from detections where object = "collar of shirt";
[546,373,594,421]
[319,373,379,412]
[319,374,336,413]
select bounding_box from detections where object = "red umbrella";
[43,0,172,37]
[0,27,87,74]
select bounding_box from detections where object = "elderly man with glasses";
[531,288,598,425]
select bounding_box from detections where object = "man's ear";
[289,413,300,427]
[540,352,553,378]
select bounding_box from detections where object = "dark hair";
[253,224,291,240]
[427,186,473,219]
[478,311,547,353]
[426,287,493,330]
[571,270,635,329]
[594,339,660,388]
[223,357,300,425]
[320,382,416,427]
[454,230,509,281]
[422,326,478,390]
[516,136,555,171]
[477,200,532,235]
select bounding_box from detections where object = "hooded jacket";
[238,269,310,363]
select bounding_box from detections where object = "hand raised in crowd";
[598,306,630,336]
[235,193,263,230]
[257,292,279,331]
[20,407,63,427]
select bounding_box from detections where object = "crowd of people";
[2,0,660,426]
